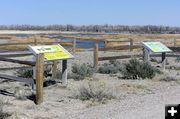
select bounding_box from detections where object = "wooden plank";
[0,41,73,46]
[34,36,37,45]
[104,40,108,48]
[98,53,180,61]
[168,46,180,52]
[0,36,14,39]
[99,45,142,51]
[40,41,73,46]
[35,54,44,105]
[98,54,142,61]
[73,39,76,54]
[150,54,180,57]
[0,62,55,71]
[0,66,32,71]
[129,39,133,51]
[0,57,35,66]
[174,39,176,46]
[0,42,35,46]
[94,44,99,68]
[0,74,34,84]
[105,39,130,42]
[0,51,32,57]
[40,35,63,39]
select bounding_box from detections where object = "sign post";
[36,53,44,105]
[28,44,74,104]
[142,41,172,70]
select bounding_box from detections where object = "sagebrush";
[17,65,52,78]
[98,60,121,74]
[121,59,160,79]
[71,63,95,80]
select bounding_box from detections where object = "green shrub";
[71,63,95,80]
[98,60,121,74]
[17,66,52,78]
[17,69,33,78]
[121,59,160,79]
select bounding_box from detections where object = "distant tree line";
[0,24,180,34]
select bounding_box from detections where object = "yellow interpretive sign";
[28,44,74,60]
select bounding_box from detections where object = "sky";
[0,0,180,26]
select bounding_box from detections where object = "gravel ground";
[65,83,180,119]
[0,51,180,119]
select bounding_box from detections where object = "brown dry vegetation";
[56,34,180,46]
[1,33,180,51]
[61,34,180,41]
[0,35,72,50]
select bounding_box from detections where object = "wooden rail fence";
[0,36,76,53]
[93,43,180,68]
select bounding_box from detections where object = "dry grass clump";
[71,80,116,103]
[156,71,180,82]
[14,87,27,100]
[0,99,12,119]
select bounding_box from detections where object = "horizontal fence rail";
[0,41,73,46]
[0,57,35,66]
[0,74,34,84]
[0,51,32,57]
[93,43,180,68]
[99,45,142,51]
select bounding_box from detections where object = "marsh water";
[16,34,105,48]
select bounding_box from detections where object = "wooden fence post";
[34,36,37,46]
[62,60,67,87]
[104,40,107,53]
[104,40,107,48]
[174,39,176,46]
[94,44,99,68]
[36,54,44,105]
[73,39,76,54]
[52,61,58,79]
[129,38,133,51]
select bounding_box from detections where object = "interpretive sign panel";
[28,44,74,60]
[142,42,172,53]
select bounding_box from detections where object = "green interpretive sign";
[142,42,172,53]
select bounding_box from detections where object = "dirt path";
[64,85,180,119]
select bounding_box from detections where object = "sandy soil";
[0,51,180,119]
